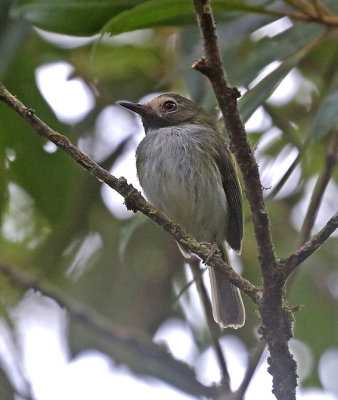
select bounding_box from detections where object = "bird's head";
[118,93,217,133]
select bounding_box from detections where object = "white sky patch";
[5,147,16,162]
[153,319,199,365]
[245,349,274,398]
[173,263,207,331]
[35,62,95,124]
[256,127,283,152]
[327,270,338,301]
[1,183,35,243]
[249,61,282,89]
[259,144,301,199]
[220,336,248,390]
[251,17,293,40]
[0,320,29,395]
[267,68,302,106]
[101,149,143,220]
[43,141,58,154]
[289,339,314,381]
[78,105,140,162]
[248,63,302,108]
[242,62,303,127]
[291,177,338,236]
[195,335,247,390]
[298,389,337,400]
[319,348,338,394]
[66,232,103,280]
[245,106,272,133]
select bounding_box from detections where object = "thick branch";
[282,212,338,276]
[0,81,259,303]
[192,0,277,275]
[0,261,218,398]
[192,2,297,399]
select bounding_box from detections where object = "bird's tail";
[208,244,245,328]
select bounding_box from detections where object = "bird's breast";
[136,125,228,242]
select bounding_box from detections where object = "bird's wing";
[215,141,243,253]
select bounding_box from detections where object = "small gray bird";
[118,93,245,328]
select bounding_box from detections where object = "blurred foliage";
[0,0,337,398]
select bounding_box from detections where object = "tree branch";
[192,0,277,278]
[0,81,259,304]
[300,133,338,243]
[0,261,219,399]
[233,340,266,400]
[192,2,297,399]
[285,133,337,292]
[282,212,338,276]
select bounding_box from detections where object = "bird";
[118,93,245,328]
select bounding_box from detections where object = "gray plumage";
[118,93,245,328]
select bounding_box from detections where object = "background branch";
[300,133,338,243]
[0,261,219,399]
[188,258,230,389]
[285,133,337,291]
[233,340,266,400]
[282,212,338,276]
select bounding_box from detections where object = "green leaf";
[102,0,282,37]
[239,61,298,123]
[12,0,283,37]
[0,35,82,225]
[11,0,141,36]
[311,91,338,141]
[227,22,325,86]
[239,34,325,122]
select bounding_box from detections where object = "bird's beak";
[117,101,148,116]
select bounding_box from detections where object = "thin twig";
[283,0,317,16]
[286,134,337,290]
[282,212,338,276]
[300,134,338,243]
[188,258,230,389]
[286,11,338,26]
[234,340,266,400]
[173,266,207,304]
[0,81,260,303]
[0,261,219,399]
[266,153,301,200]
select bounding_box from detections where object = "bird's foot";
[201,242,219,265]
[123,187,140,213]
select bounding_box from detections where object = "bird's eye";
[163,101,177,112]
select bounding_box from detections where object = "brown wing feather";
[215,141,243,253]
